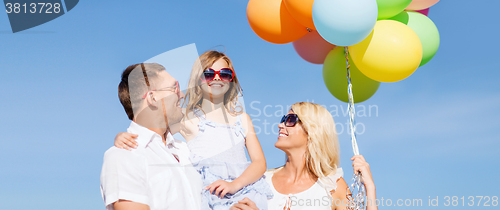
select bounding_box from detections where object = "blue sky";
[0,0,499,209]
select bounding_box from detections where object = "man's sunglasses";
[200,68,234,82]
[280,114,300,127]
[142,81,180,99]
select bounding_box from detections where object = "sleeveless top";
[265,167,344,210]
[187,108,273,209]
[187,108,248,171]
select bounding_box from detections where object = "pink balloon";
[293,30,336,64]
[406,8,430,16]
[406,0,439,10]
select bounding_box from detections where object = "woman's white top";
[265,167,344,210]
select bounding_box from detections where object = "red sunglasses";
[200,68,234,82]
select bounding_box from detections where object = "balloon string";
[344,46,366,210]
[344,47,359,156]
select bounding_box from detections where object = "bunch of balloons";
[247,0,440,103]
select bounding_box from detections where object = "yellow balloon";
[349,20,423,83]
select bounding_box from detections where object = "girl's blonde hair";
[184,51,243,116]
[291,102,340,179]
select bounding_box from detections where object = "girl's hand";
[114,132,138,151]
[351,155,375,190]
[230,197,259,210]
[205,179,240,199]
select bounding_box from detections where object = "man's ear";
[145,91,159,108]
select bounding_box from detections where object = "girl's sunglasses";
[200,68,234,82]
[280,114,300,127]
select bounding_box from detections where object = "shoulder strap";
[236,113,242,123]
[192,108,206,121]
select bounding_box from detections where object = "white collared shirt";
[100,121,202,210]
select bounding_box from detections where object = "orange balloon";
[247,0,308,44]
[406,0,439,10]
[284,0,316,30]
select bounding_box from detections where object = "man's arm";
[114,199,150,210]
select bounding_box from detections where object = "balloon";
[406,0,439,11]
[323,47,380,103]
[349,20,423,83]
[293,30,336,64]
[247,0,308,44]
[412,8,430,16]
[284,0,315,30]
[376,0,412,20]
[312,0,378,46]
[389,11,439,66]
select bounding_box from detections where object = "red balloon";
[293,30,336,64]
[412,8,429,16]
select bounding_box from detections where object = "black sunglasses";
[280,114,300,127]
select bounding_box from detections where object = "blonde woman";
[231,102,377,210]
[114,51,273,209]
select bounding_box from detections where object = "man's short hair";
[118,63,165,120]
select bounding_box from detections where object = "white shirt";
[100,121,202,210]
[265,168,344,210]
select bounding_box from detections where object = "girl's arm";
[206,113,267,198]
[115,111,195,149]
[232,113,267,188]
[180,110,200,142]
[115,132,138,151]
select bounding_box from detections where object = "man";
[100,63,202,210]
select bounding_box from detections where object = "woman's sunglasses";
[200,68,234,82]
[280,114,300,127]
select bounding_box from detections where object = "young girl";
[115,51,273,209]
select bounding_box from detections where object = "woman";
[231,102,377,210]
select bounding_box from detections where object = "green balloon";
[323,47,380,103]
[376,0,412,20]
[389,11,440,66]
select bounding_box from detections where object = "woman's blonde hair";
[291,102,340,179]
[184,51,243,116]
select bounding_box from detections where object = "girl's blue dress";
[187,108,273,210]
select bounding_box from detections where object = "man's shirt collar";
[127,121,179,149]
[128,121,163,149]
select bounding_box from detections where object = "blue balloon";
[313,0,378,46]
